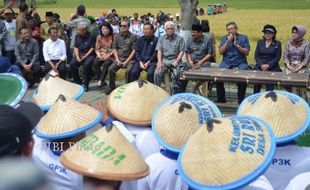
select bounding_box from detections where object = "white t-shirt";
[285,172,310,190]
[125,123,161,159]
[32,135,83,190]
[264,144,310,190]
[240,175,274,190]
[4,20,16,51]
[136,152,188,190]
[118,123,161,190]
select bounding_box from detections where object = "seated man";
[216,21,250,104]
[154,21,185,94]
[132,23,158,83]
[15,27,41,87]
[107,20,136,94]
[70,22,95,91]
[43,27,67,79]
[181,24,213,92]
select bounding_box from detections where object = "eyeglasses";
[120,25,127,28]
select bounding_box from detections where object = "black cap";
[262,24,277,33]
[45,11,53,17]
[192,24,202,32]
[0,102,42,157]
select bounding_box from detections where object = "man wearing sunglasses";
[107,20,137,95]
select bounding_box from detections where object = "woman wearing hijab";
[253,24,282,93]
[283,25,310,95]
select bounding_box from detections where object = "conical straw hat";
[36,95,102,140]
[238,91,310,144]
[178,116,276,190]
[60,124,150,180]
[152,93,222,152]
[107,80,169,126]
[28,74,84,111]
[0,73,27,107]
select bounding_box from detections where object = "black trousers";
[108,60,134,90]
[93,59,113,82]
[16,61,41,83]
[131,61,156,83]
[216,82,247,104]
[45,60,67,79]
[70,55,95,87]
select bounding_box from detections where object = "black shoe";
[106,88,115,95]
[84,85,89,92]
[215,98,227,103]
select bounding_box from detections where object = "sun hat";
[178,116,276,190]
[3,8,13,15]
[107,80,169,126]
[60,124,150,180]
[152,93,222,152]
[262,24,277,33]
[36,95,102,140]
[0,73,27,107]
[238,90,310,144]
[27,74,84,111]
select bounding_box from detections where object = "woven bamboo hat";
[28,74,84,111]
[178,116,276,190]
[60,124,150,180]
[0,73,27,107]
[152,93,222,152]
[107,80,169,126]
[238,91,310,144]
[36,95,102,140]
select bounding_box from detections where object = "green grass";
[36,0,310,9]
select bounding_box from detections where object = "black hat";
[45,11,53,17]
[0,102,42,157]
[262,24,277,33]
[192,24,202,32]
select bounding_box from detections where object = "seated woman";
[283,25,310,96]
[253,24,282,93]
[93,21,114,88]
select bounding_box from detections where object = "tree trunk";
[178,0,199,30]
[178,0,198,56]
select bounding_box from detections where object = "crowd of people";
[0,2,308,103]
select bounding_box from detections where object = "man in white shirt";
[3,8,16,64]
[43,27,67,79]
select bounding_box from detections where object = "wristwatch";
[235,44,240,48]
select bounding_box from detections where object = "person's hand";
[156,62,163,71]
[139,61,145,69]
[28,63,33,70]
[93,101,109,122]
[286,63,295,72]
[116,59,122,66]
[122,60,128,67]
[80,55,86,63]
[227,33,233,42]
[172,60,178,68]
[144,62,149,69]
[196,60,204,68]
[189,61,194,67]
[22,64,28,70]
[261,64,269,72]
[55,61,61,70]
[76,56,82,63]
[294,65,303,73]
